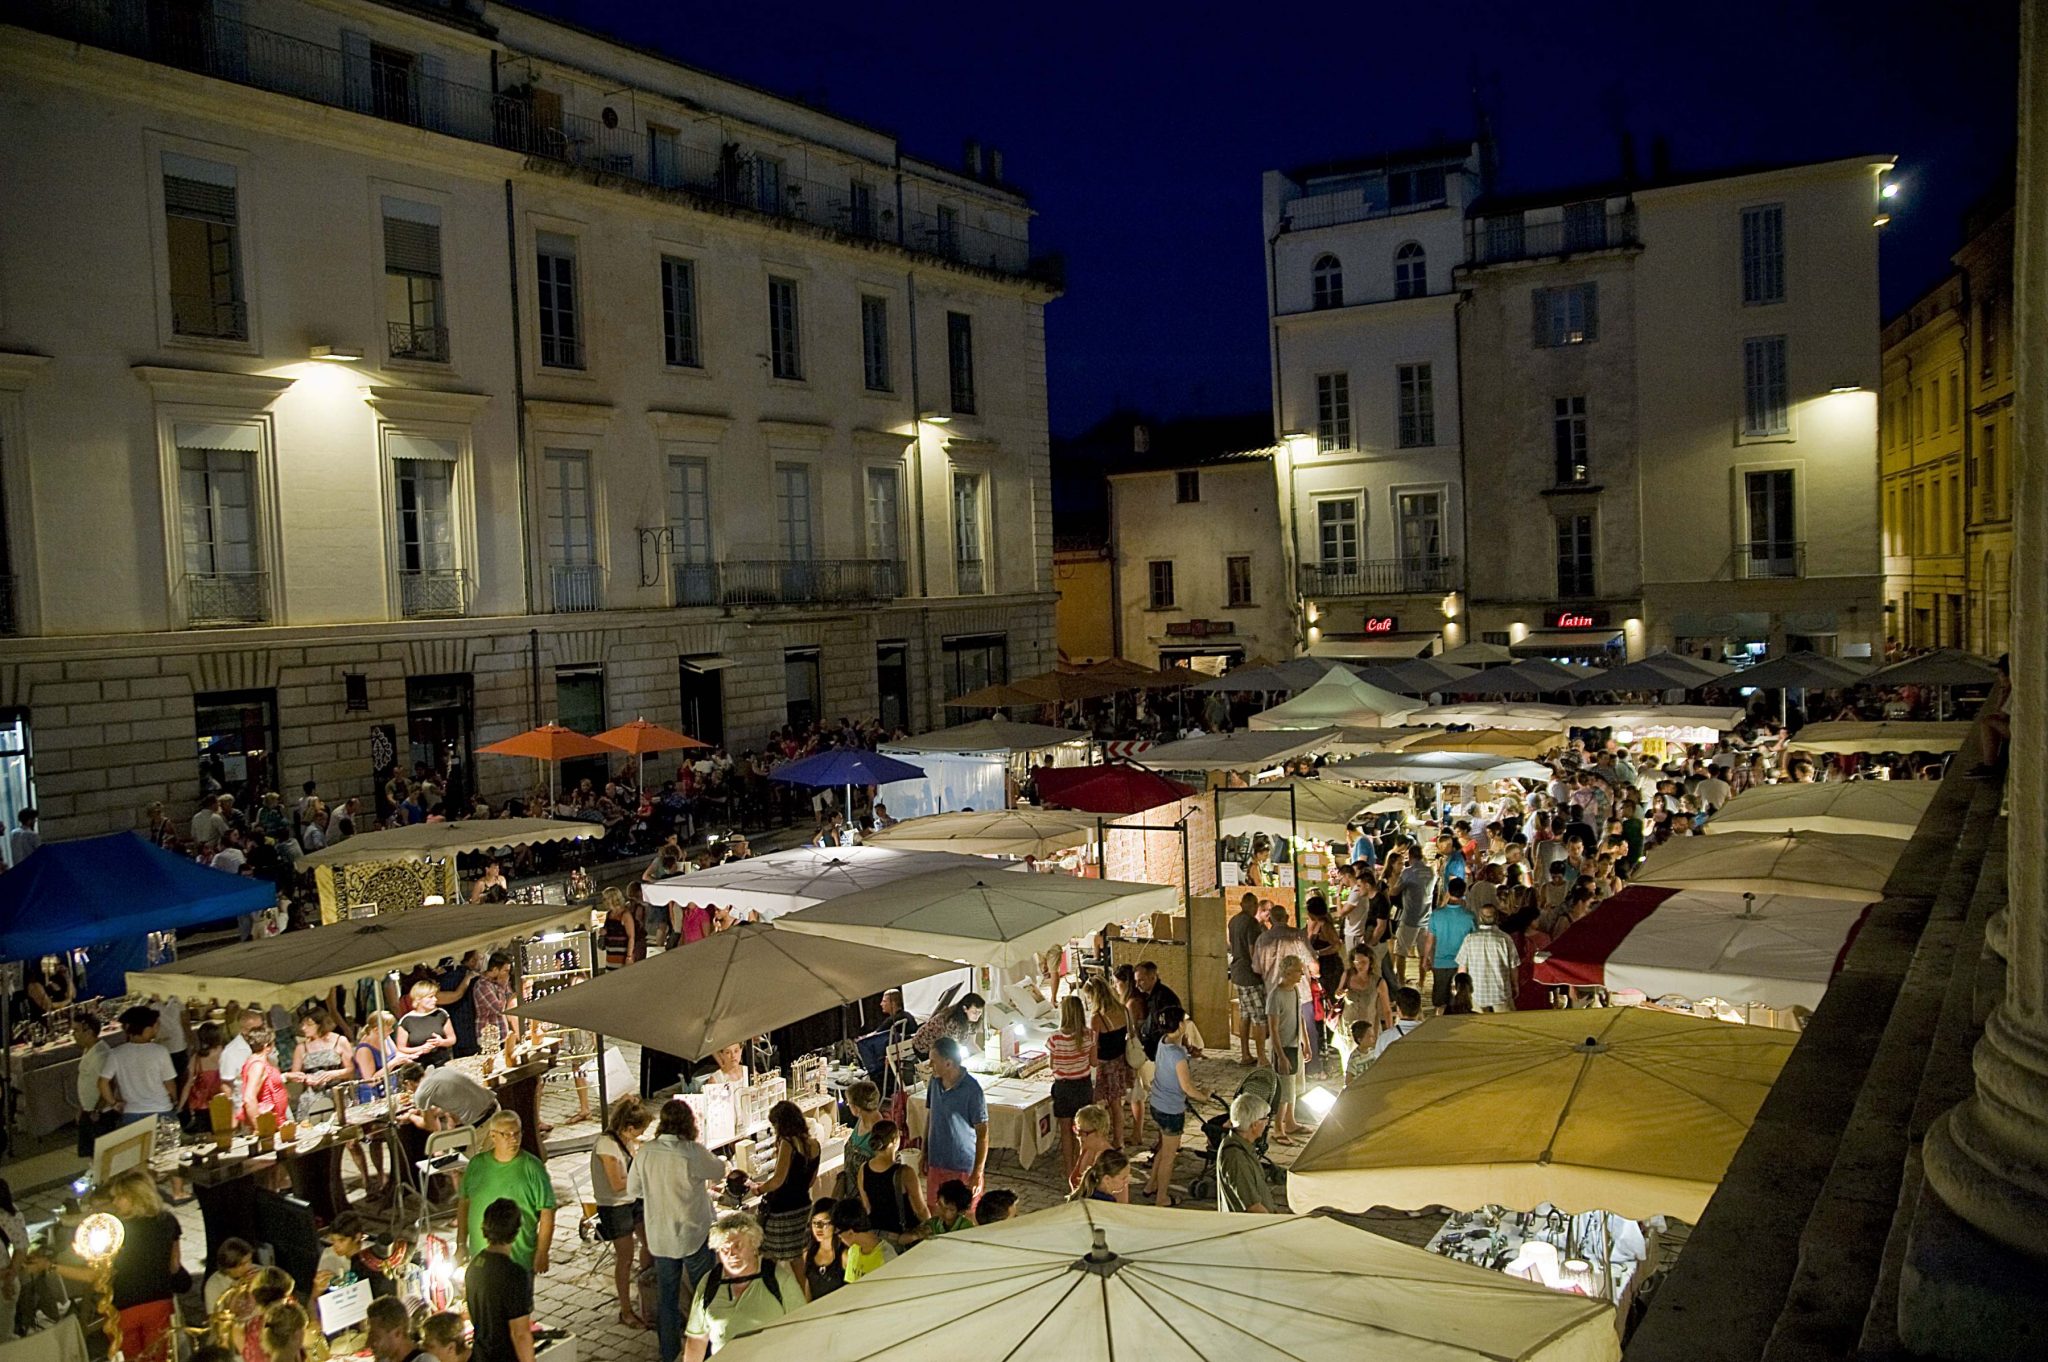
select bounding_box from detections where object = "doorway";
[554,666,609,795]
[678,656,728,748]
[406,674,474,807]
[194,688,279,807]
[876,642,910,733]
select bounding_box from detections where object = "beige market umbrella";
[1782,721,1973,755]
[1629,830,1903,902]
[1214,778,1377,841]
[297,817,598,868]
[1288,1008,1797,1222]
[1248,668,1420,729]
[715,1200,1621,1362]
[637,845,990,920]
[1704,781,1937,840]
[866,808,1100,857]
[510,922,964,1060]
[1403,728,1566,759]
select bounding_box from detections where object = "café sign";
[1363,615,1399,634]
[1547,607,1612,629]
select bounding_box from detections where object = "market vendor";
[394,983,456,1070]
[456,1111,556,1273]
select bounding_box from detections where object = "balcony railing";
[185,571,269,625]
[398,568,468,618]
[1299,557,1458,597]
[955,558,986,595]
[1280,192,1448,233]
[1467,206,1638,266]
[671,561,718,608]
[170,293,248,341]
[1734,540,1806,580]
[0,577,16,636]
[15,0,1053,283]
[548,562,604,613]
[387,321,450,363]
[718,559,902,608]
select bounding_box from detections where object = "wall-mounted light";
[1281,431,1314,457]
[309,344,363,362]
[1881,182,1900,200]
[917,411,951,425]
[1872,213,1892,228]
[1829,383,1865,394]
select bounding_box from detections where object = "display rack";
[519,931,597,1075]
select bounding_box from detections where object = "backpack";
[695,1257,785,1319]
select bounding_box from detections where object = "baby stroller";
[1187,1066,1285,1203]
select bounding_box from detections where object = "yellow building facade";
[1956,203,2015,656]
[1053,544,1117,663]
[1880,276,1969,649]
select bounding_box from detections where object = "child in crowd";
[921,1180,975,1238]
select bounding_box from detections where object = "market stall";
[1782,721,1973,755]
[1213,778,1374,843]
[1403,728,1566,759]
[1351,657,1479,695]
[1533,885,1870,1019]
[639,845,990,921]
[1563,705,1746,744]
[297,818,599,921]
[1564,653,1735,694]
[1401,701,1577,730]
[865,808,1100,860]
[1246,670,1420,729]
[1139,727,1342,776]
[714,1201,1622,1362]
[1323,752,1553,785]
[1703,781,1937,839]
[1447,659,1594,695]
[904,1073,1057,1170]
[1035,763,1193,815]
[1629,831,1903,902]
[1188,656,1346,695]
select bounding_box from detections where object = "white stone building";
[0,0,1058,839]
[1263,142,1481,663]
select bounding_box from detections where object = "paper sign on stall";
[317,1279,373,1334]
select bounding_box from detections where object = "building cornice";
[647,408,734,439]
[757,418,833,448]
[0,351,53,394]
[1273,293,1461,327]
[132,364,294,406]
[364,385,493,423]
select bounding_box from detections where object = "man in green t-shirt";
[456,1110,558,1271]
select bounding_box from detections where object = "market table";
[905,1074,1055,1171]
[8,1037,85,1138]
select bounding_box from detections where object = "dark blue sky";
[517,0,2019,437]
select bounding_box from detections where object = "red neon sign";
[1554,612,1597,628]
[1363,616,1398,634]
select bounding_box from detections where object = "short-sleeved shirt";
[398,1008,453,1067]
[924,1072,987,1173]
[1216,1132,1269,1213]
[459,1151,557,1267]
[77,1040,111,1110]
[841,1240,895,1283]
[102,1040,177,1114]
[684,1263,802,1351]
[1149,1041,1190,1115]
[110,1212,181,1308]
[1226,909,1262,988]
[1431,903,1476,970]
[464,1251,533,1362]
[1397,868,1433,927]
[414,1067,497,1127]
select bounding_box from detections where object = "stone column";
[1900,2,2048,1353]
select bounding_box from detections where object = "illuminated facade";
[0,0,1058,837]
[1880,276,1970,649]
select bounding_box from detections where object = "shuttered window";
[1743,335,1790,436]
[1532,283,1598,347]
[1741,204,1786,305]
[163,153,245,340]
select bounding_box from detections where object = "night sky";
[514,0,2020,438]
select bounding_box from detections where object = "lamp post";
[73,1211,125,1358]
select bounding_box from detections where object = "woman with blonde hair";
[1082,976,1131,1148]
[1045,994,1094,1184]
[259,1301,309,1362]
[45,1171,184,1362]
[1069,1104,1113,1195]
[1070,1147,1132,1203]
[590,1096,651,1328]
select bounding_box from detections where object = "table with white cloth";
[905,1074,1056,1171]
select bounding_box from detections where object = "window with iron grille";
[536,232,581,369]
[1311,254,1343,309]
[660,256,700,368]
[1532,283,1598,347]
[1226,555,1253,607]
[860,295,891,391]
[768,276,802,380]
[163,153,246,341]
[947,311,976,414]
[1175,471,1200,503]
[383,198,445,362]
[1148,560,1175,609]
[1553,396,1589,484]
[1315,372,1351,452]
[1743,335,1790,436]
[1740,204,1785,306]
[1555,513,1596,598]
[1397,363,1435,447]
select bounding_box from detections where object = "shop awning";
[680,655,738,672]
[1401,702,1575,731]
[1511,629,1623,656]
[1309,633,1441,660]
[882,720,1089,754]
[133,901,591,1007]
[639,846,992,920]
[298,818,599,868]
[1324,752,1553,784]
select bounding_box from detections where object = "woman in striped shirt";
[1045,994,1095,1186]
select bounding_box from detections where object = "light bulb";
[1301,1085,1338,1118]
[74,1212,125,1262]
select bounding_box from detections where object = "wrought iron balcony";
[1734,540,1805,580]
[388,321,450,363]
[1299,557,1458,597]
[170,293,248,341]
[185,571,269,625]
[399,568,468,617]
[1467,206,1639,266]
[955,558,986,595]
[548,562,605,613]
[718,559,902,608]
[13,0,1053,283]
[671,561,718,608]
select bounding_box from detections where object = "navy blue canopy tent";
[0,833,276,988]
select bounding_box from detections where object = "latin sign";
[1547,607,1611,629]
[1363,615,1399,634]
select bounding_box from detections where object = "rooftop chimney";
[964,140,983,177]
[989,148,1004,182]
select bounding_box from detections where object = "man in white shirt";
[1695,769,1733,813]
[210,833,247,875]
[153,997,188,1082]
[5,808,39,868]
[628,1098,728,1362]
[190,795,229,850]
[99,1007,178,1123]
[218,1010,262,1087]
[1368,987,1425,1061]
[73,1017,113,1152]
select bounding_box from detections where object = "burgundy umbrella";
[1035,763,1194,815]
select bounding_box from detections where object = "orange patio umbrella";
[595,717,711,789]
[479,723,625,805]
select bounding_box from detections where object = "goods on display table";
[1426,1203,1668,1309]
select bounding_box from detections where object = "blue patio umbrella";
[769,749,927,824]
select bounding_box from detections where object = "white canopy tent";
[1325,752,1554,785]
[296,818,597,868]
[1248,669,1420,729]
[1630,831,1904,902]
[1784,721,1973,755]
[716,1201,1621,1362]
[1139,727,1341,772]
[638,846,993,920]
[1705,781,1937,839]
[774,865,1177,966]
[882,719,1090,755]
[1565,704,1748,735]
[1214,778,1376,841]
[865,808,1101,858]
[1401,702,1575,731]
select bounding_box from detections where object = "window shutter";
[383,217,442,276]
[341,29,373,111]
[417,53,449,131]
[164,176,237,223]
[1532,288,1550,346]
[1581,283,1599,341]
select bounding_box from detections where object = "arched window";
[1311,254,1343,310]
[1394,242,1427,299]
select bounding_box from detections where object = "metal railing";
[548,562,604,613]
[185,571,268,625]
[955,558,986,595]
[387,321,449,363]
[1467,206,1638,266]
[1299,556,1458,597]
[14,1,1053,283]
[671,561,718,608]
[0,577,16,636]
[170,293,248,341]
[1280,193,1447,233]
[717,559,901,607]
[398,568,468,617]
[1734,541,1805,580]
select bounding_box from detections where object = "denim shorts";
[1150,1106,1186,1136]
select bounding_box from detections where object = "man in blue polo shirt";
[1429,876,1476,1013]
[923,1037,988,1210]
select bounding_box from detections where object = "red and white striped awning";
[1098,739,1154,760]
[1534,884,1869,1011]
